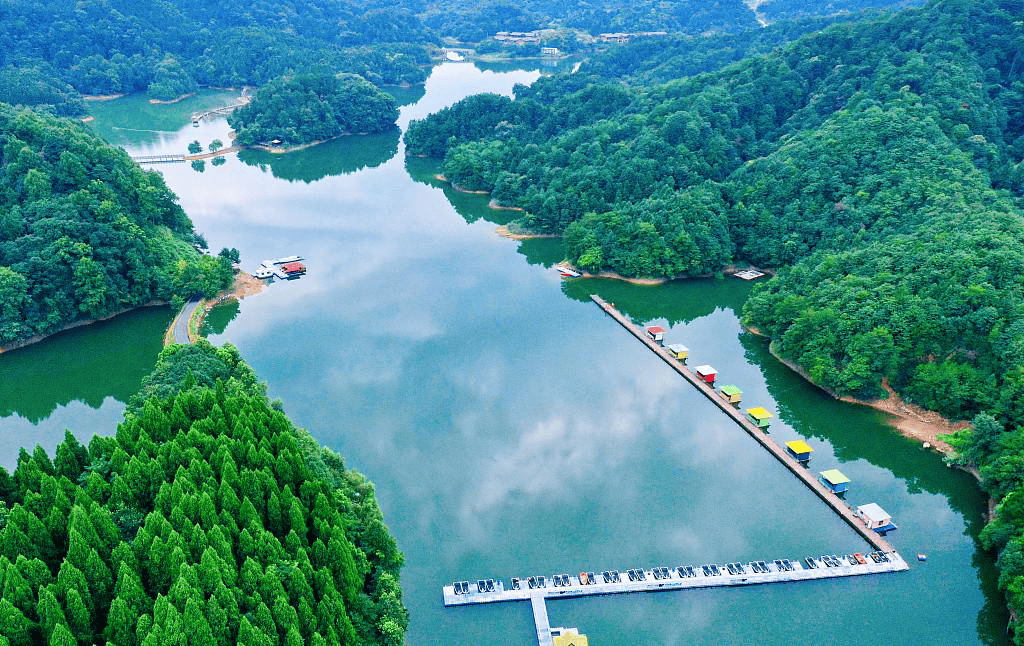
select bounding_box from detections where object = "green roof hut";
[720,385,742,404]
[820,469,850,494]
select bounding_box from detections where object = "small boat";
[555,265,581,277]
[917,553,928,561]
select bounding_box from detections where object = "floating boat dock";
[589,294,896,554]
[445,552,908,608]
[445,552,908,644]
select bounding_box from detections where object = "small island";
[228,72,399,148]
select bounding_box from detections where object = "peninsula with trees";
[228,73,400,148]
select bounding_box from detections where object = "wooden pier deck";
[590,294,896,554]
[444,552,908,610]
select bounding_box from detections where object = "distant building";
[495,31,541,44]
[599,31,669,44]
[541,47,560,56]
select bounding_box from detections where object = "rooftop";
[820,469,850,485]
[747,406,774,419]
[857,503,891,522]
[785,440,814,455]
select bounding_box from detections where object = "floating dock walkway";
[444,552,908,609]
[589,294,896,554]
[445,553,908,644]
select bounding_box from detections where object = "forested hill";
[0,341,407,645]
[0,105,235,347]
[229,73,400,147]
[0,0,434,105]
[407,0,919,42]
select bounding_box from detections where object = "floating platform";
[734,269,766,280]
[444,551,908,608]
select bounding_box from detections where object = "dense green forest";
[0,341,406,644]
[229,73,399,147]
[406,0,1024,632]
[0,105,234,346]
[0,0,434,104]
[406,0,916,42]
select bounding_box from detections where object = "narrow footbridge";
[132,154,186,164]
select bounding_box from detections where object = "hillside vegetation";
[229,74,399,147]
[0,0,434,103]
[0,105,234,346]
[0,341,407,645]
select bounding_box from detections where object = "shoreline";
[166,271,268,346]
[746,329,979,479]
[0,301,168,355]
[82,93,125,102]
[495,225,559,240]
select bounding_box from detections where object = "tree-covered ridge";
[0,341,407,645]
[0,105,234,346]
[0,0,434,103]
[229,73,400,147]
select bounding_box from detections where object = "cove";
[0,61,1007,644]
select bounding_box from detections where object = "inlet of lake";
[0,61,1008,644]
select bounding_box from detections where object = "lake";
[0,61,1007,644]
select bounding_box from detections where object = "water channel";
[0,61,1008,644]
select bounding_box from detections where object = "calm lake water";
[0,62,1008,644]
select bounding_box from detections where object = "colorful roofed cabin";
[856,503,897,535]
[746,406,774,429]
[694,365,717,384]
[785,439,814,462]
[280,261,306,276]
[720,384,742,404]
[645,325,666,344]
[666,343,689,360]
[820,469,850,494]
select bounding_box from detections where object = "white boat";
[555,265,581,277]
[272,255,303,265]
[252,267,274,279]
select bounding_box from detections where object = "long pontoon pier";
[445,551,908,608]
[589,294,896,554]
[445,552,908,644]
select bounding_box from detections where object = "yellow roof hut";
[746,406,774,429]
[785,439,814,462]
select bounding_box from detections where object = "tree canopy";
[0,105,234,346]
[229,73,399,147]
[0,341,407,645]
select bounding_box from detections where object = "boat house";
[645,326,666,344]
[820,469,850,494]
[694,365,717,384]
[666,343,689,360]
[746,406,774,429]
[785,439,814,462]
[720,385,742,404]
[856,503,897,534]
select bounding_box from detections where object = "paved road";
[171,297,202,344]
